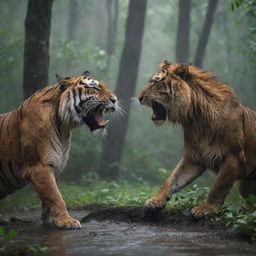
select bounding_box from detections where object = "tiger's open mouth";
[150,101,167,126]
[82,105,110,132]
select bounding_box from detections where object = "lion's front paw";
[53,216,81,230]
[191,204,216,219]
[145,196,167,209]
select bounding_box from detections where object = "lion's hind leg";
[239,180,256,211]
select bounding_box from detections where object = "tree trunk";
[176,0,191,63]
[99,0,147,179]
[67,0,79,41]
[194,0,219,67]
[106,0,119,67]
[23,0,53,99]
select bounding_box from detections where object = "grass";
[3,178,158,209]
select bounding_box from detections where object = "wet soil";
[1,205,256,256]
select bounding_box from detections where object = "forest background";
[1,0,256,214]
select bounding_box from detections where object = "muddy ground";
[1,205,256,256]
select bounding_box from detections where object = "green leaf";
[39,246,48,252]
[0,227,4,236]
[7,229,17,240]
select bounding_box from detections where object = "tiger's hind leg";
[239,180,256,211]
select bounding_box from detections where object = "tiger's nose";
[110,96,117,104]
[110,97,116,104]
[139,96,143,103]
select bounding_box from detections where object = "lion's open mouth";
[82,105,109,131]
[150,101,167,126]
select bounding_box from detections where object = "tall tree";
[67,0,79,41]
[99,0,147,179]
[194,0,219,67]
[176,0,191,63]
[106,0,119,67]
[23,0,53,99]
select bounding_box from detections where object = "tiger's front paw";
[53,216,81,230]
[145,196,167,209]
[191,204,216,220]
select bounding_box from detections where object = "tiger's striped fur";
[0,72,118,229]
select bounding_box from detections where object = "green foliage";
[0,227,17,253]
[169,184,209,209]
[6,229,17,240]
[230,0,245,10]
[21,244,48,254]
[168,185,256,241]
[62,173,157,206]
[0,227,47,255]
[216,195,256,240]
[0,227,17,241]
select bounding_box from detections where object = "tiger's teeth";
[100,120,110,126]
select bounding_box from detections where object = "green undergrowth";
[3,177,158,209]
[169,184,256,241]
[2,174,256,241]
[0,227,48,256]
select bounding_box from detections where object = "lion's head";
[139,61,193,125]
[57,71,118,134]
[139,61,235,126]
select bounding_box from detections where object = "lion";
[139,61,256,218]
[0,71,118,229]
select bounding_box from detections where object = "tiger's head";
[139,61,192,125]
[57,71,118,135]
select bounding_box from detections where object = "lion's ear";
[55,73,71,91]
[174,64,190,80]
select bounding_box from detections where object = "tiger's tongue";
[94,114,103,126]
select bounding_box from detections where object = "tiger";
[0,71,118,229]
[139,61,256,219]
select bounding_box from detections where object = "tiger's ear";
[159,60,171,70]
[174,64,190,81]
[82,70,90,77]
[55,73,70,91]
